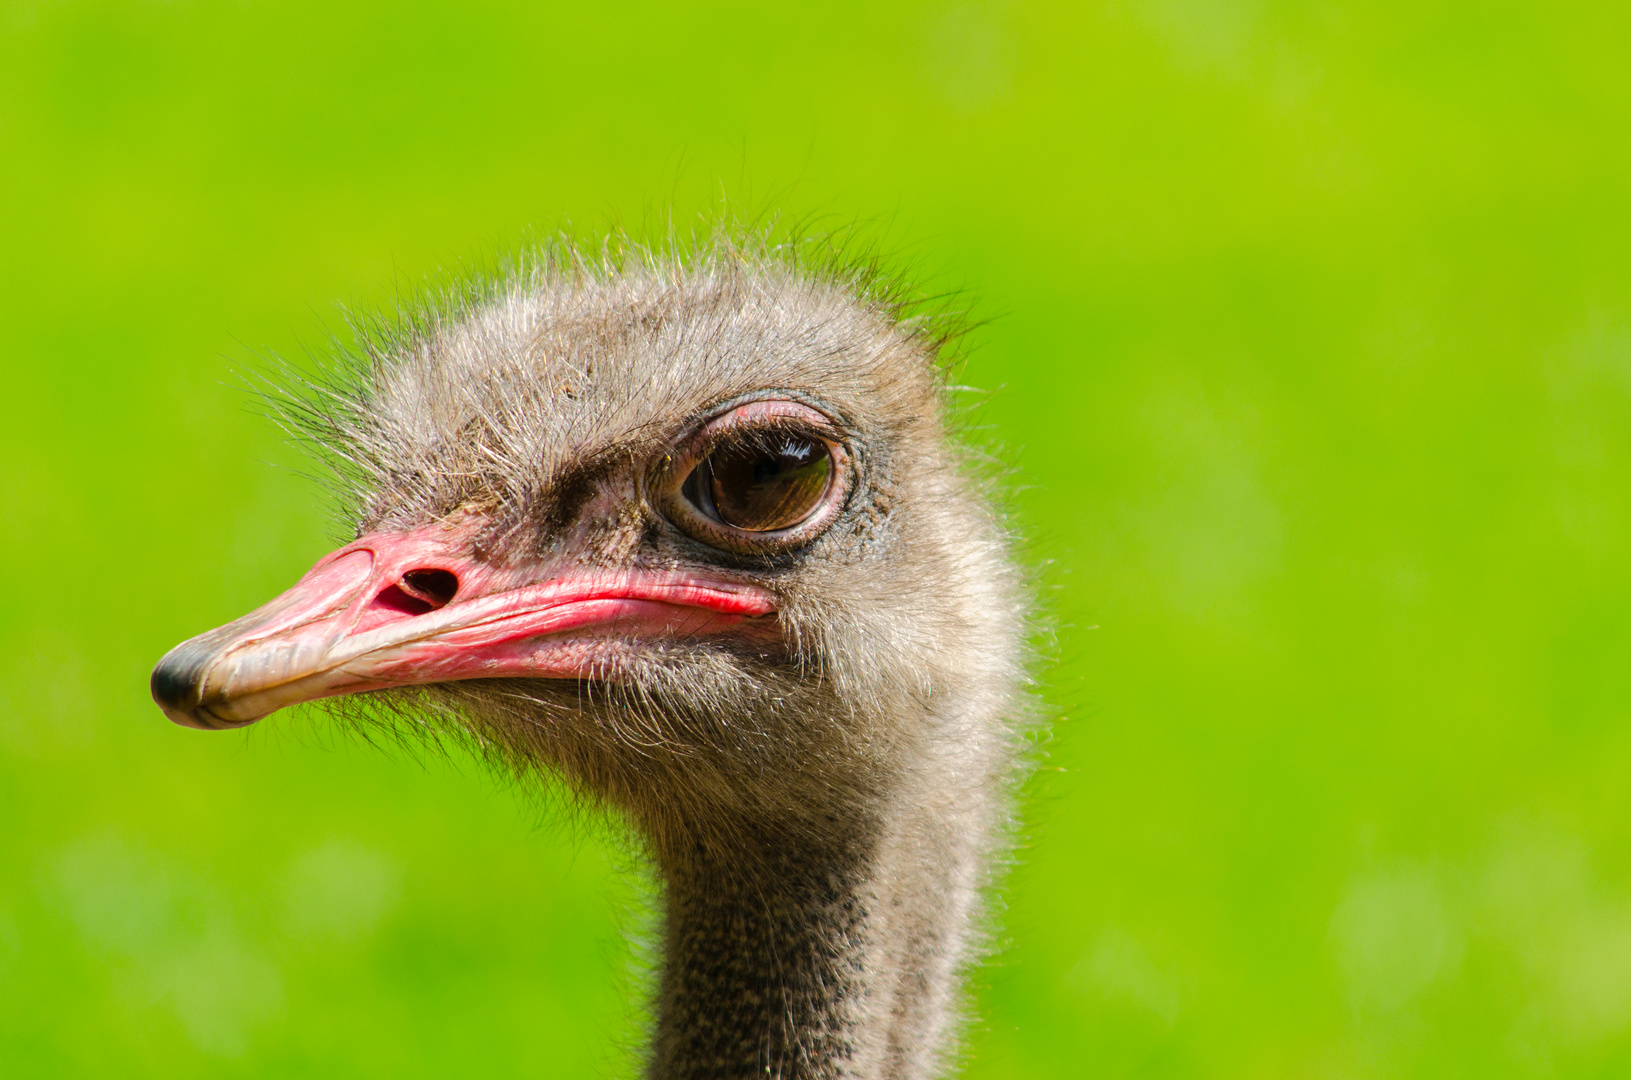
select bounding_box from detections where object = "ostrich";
[151,234,1028,1080]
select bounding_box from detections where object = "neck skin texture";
[649,780,988,1080]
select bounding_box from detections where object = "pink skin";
[152,522,778,731]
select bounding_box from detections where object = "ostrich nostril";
[373,570,457,616]
[400,569,458,608]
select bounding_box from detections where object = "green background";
[4,1,1631,1076]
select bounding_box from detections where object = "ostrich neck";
[649,794,981,1080]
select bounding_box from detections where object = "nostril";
[373,570,458,617]
[399,568,458,609]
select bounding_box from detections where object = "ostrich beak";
[151,524,776,730]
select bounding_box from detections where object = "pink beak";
[151,524,777,730]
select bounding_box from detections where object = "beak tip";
[151,642,240,730]
[151,644,203,703]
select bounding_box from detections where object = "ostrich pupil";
[706,433,832,531]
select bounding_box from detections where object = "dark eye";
[661,399,852,552]
[692,432,834,532]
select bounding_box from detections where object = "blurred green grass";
[5,1,1631,1076]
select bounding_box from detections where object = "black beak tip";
[151,644,226,730]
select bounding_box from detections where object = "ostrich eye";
[664,400,850,550]
[699,433,834,532]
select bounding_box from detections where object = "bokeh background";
[5,1,1631,1076]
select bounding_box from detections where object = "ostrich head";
[152,235,1027,1080]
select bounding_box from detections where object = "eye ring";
[655,398,853,554]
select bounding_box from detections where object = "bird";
[151,230,1029,1080]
